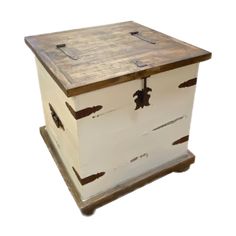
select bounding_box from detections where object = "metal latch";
[133,77,152,110]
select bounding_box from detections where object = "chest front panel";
[37,58,198,200]
[73,64,198,199]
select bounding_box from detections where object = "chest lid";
[25,21,211,97]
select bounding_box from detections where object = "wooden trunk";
[25,21,211,215]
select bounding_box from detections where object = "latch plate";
[133,77,152,110]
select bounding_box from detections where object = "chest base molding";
[40,126,195,216]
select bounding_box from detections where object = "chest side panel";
[36,59,86,198]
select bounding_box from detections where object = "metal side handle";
[56,43,79,60]
[130,31,156,44]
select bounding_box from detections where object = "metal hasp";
[133,77,152,110]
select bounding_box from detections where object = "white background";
[1,0,235,235]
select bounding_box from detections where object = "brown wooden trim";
[172,135,189,145]
[28,48,211,98]
[65,102,103,120]
[65,53,211,97]
[40,126,195,216]
[72,167,105,186]
[178,78,197,88]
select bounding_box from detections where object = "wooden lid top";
[25,21,211,97]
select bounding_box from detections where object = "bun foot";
[175,165,191,173]
[81,208,95,216]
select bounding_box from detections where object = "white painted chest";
[25,21,211,215]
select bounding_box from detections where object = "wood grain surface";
[25,21,211,97]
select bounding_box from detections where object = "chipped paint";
[172,135,189,145]
[72,167,105,185]
[92,109,117,118]
[130,153,148,163]
[152,116,185,131]
[178,78,197,88]
[66,102,103,120]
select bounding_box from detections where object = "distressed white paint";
[36,58,198,200]
[36,60,85,197]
